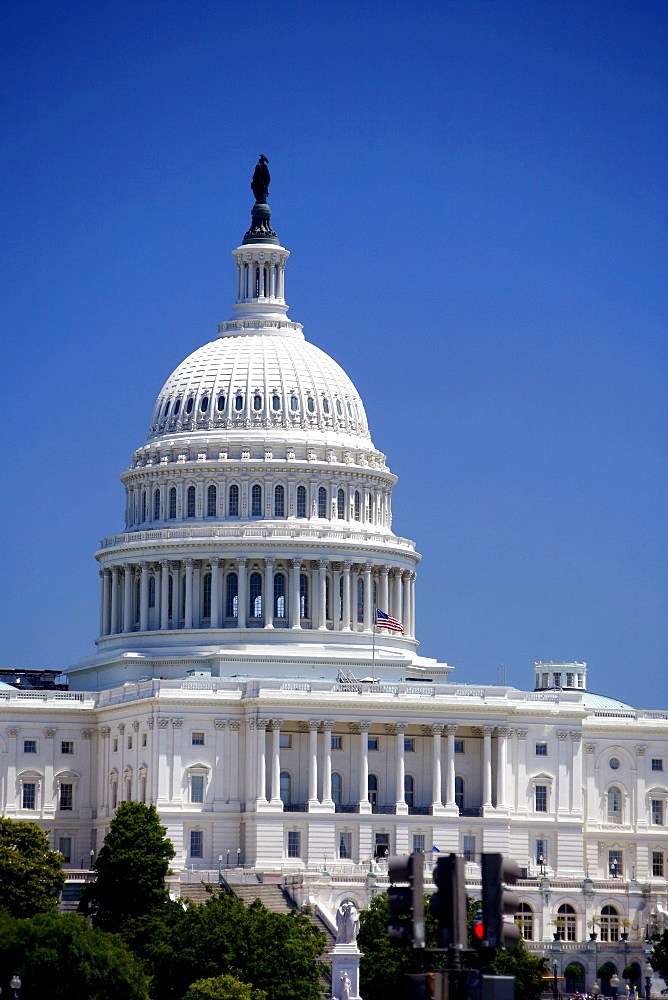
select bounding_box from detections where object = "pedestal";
[330,943,362,1000]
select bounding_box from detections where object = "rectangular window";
[652,758,664,772]
[412,834,425,854]
[535,785,548,812]
[536,839,547,864]
[287,831,301,858]
[190,830,203,858]
[609,850,623,876]
[61,740,74,755]
[553,672,562,687]
[113,738,118,752]
[59,783,73,810]
[279,733,292,749]
[191,775,205,803]
[404,737,415,752]
[651,799,664,825]
[339,832,352,859]
[368,737,379,751]
[463,835,476,862]
[58,836,72,862]
[22,782,36,809]
[454,739,465,754]
[23,739,37,754]
[535,743,548,756]
[652,851,664,877]
[566,672,574,687]
[142,733,147,747]
[191,732,205,746]
[332,736,342,750]
[542,672,549,687]
[61,884,82,902]
[127,736,133,750]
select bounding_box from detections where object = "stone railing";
[98,525,416,552]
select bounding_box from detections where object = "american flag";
[376,608,404,632]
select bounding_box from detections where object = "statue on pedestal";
[336,900,360,944]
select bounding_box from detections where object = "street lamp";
[611,859,619,879]
[10,976,21,1000]
[237,847,241,867]
[538,854,547,875]
[218,855,222,883]
[591,983,600,999]
[90,849,95,869]
[553,960,559,1000]
[611,973,620,999]
[226,849,230,868]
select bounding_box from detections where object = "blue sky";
[1,0,666,707]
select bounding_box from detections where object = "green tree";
[80,802,175,932]
[0,818,65,918]
[0,910,149,999]
[183,974,267,1000]
[649,929,668,988]
[490,939,548,1000]
[358,892,439,1000]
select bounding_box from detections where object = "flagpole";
[372,605,376,682]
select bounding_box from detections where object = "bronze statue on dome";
[251,155,270,204]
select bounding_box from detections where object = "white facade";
[1,179,666,991]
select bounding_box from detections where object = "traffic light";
[431,853,467,950]
[481,853,521,949]
[471,908,485,950]
[387,852,425,948]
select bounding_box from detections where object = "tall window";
[331,772,342,805]
[153,488,160,520]
[607,786,622,823]
[318,486,327,518]
[168,573,173,619]
[207,484,217,517]
[455,776,464,811]
[251,484,262,517]
[228,484,239,516]
[557,903,577,941]
[296,485,307,518]
[59,783,73,810]
[535,785,548,812]
[190,830,203,858]
[249,572,262,618]
[368,774,378,807]
[339,831,352,859]
[274,484,285,517]
[59,836,72,863]
[404,775,415,808]
[516,903,533,940]
[357,577,364,623]
[536,839,547,865]
[337,488,345,519]
[412,834,425,853]
[186,485,196,518]
[226,573,238,618]
[287,831,301,858]
[653,850,665,877]
[280,771,291,805]
[274,572,286,618]
[299,573,309,619]
[600,905,619,942]
[651,798,664,825]
[202,573,211,619]
[460,835,475,862]
[142,490,147,522]
[148,575,155,609]
[354,490,361,520]
[22,782,36,809]
[169,486,176,519]
[608,849,623,877]
[190,775,204,803]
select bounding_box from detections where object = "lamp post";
[226,849,230,868]
[553,960,559,1000]
[592,982,600,1000]
[90,849,95,869]
[538,854,547,876]
[611,973,620,999]
[237,847,241,867]
[10,976,21,1000]
[218,855,222,883]
[611,859,619,879]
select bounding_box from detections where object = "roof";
[581,691,636,710]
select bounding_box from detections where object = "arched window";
[207,484,216,517]
[331,772,342,806]
[135,579,141,625]
[318,486,327,518]
[325,576,330,620]
[290,395,298,411]
[299,573,309,619]
[180,575,186,622]
[168,573,173,620]
[228,484,239,517]
[148,576,156,609]
[142,491,147,522]
[253,394,262,411]
[357,577,364,623]
[354,490,361,520]
[226,573,238,619]
[337,488,345,519]
[280,771,291,805]
[200,395,208,412]
[274,572,286,618]
[153,488,160,520]
[186,485,196,518]
[600,905,620,942]
[274,484,285,517]
[169,486,177,519]
[405,775,415,808]
[202,572,211,620]
[516,903,533,941]
[251,484,262,517]
[234,394,243,411]
[249,572,262,619]
[608,786,622,823]
[186,397,194,414]
[296,485,307,518]
[368,773,378,807]
[217,394,225,411]
[557,903,577,941]
[272,394,281,411]
[455,776,464,811]
[364,492,371,522]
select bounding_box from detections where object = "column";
[256,719,268,804]
[363,563,373,633]
[391,569,402,623]
[332,565,342,630]
[171,719,183,804]
[173,563,181,628]
[557,731,569,813]
[341,561,352,631]
[570,732,583,817]
[263,558,274,628]
[110,567,120,634]
[270,720,282,805]
[515,729,528,813]
[210,558,220,628]
[80,729,94,819]
[228,721,240,804]
[357,722,371,813]
[496,727,508,809]
[289,559,300,628]
[317,560,327,630]
[43,728,56,816]
[123,564,133,632]
[482,727,493,809]
[237,557,247,628]
[213,720,226,806]
[100,570,110,635]
[402,572,412,638]
[635,745,647,829]
[445,725,458,812]
[99,727,110,816]
[322,722,334,808]
[584,743,597,824]
[409,572,416,638]
[431,724,444,810]
[184,559,194,628]
[308,721,319,809]
[395,723,408,814]
[192,561,201,627]
[139,562,149,631]
[5,728,18,814]
[379,566,389,621]
[156,720,170,806]
[160,560,169,629]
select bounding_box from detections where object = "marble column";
[332,565,342,630]
[123,564,133,632]
[99,727,110,816]
[515,729,528,813]
[43,728,55,817]
[160,560,170,629]
[402,572,411,638]
[318,560,328,630]
[171,719,183,804]
[156,719,170,806]
[184,559,194,629]
[213,720,226,807]
[5,728,19,814]
[445,725,458,811]
[256,719,269,804]
[110,567,120,634]
[357,722,371,813]
[391,569,402,622]
[139,562,149,631]
[496,727,508,809]
[341,561,352,631]
[101,570,111,635]
[363,563,373,633]
[264,558,274,628]
[289,559,300,628]
[322,721,335,809]
[482,727,493,809]
[237,557,247,628]
[557,731,569,814]
[431,724,444,810]
[308,721,319,809]
[570,732,583,817]
[635,744,647,829]
[80,728,94,819]
[395,723,408,814]
[270,720,282,805]
[379,566,389,623]
[228,721,240,805]
[210,558,220,628]
[409,572,416,637]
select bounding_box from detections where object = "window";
[142,733,147,747]
[251,484,262,517]
[652,758,664,772]
[535,785,548,812]
[202,572,211,619]
[332,736,342,750]
[356,577,364,623]
[608,850,623,877]
[354,490,361,520]
[142,490,147,522]
[412,834,425,854]
[226,572,238,618]
[307,396,315,413]
[318,486,327,518]
[113,738,118,752]
[273,571,286,618]
[217,394,225,411]
[331,772,342,805]
[299,573,309,619]
[651,798,664,825]
[374,832,390,859]
[368,774,378,807]
[186,485,196,518]
[404,737,415,752]
[23,740,37,754]
[61,741,74,755]
[455,777,464,811]
[535,743,548,756]
[153,488,160,520]
[207,484,216,517]
[59,783,73,811]
[609,757,621,769]
[337,488,345,519]
[190,775,205,803]
[600,904,619,941]
[336,399,343,416]
[274,484,285,518]
[296,485,307,518]
[234,395,243,411]
[186,397,194,414]
[22,782,36,809]
[58,836,72,863]
[557,903,576,941]
[323,398,330,413]
[169,486,177,519]
[279,733,292,749]
[190,830,203,858]
[201,395,209,412]
[287,831,301,857]
[536,839,547,865]
[463,835,476,862]
[652,850,664,877]
[272,394,281,411]
[566,672,574,687]
[553,672,562,687]
[339,831,352,859]
[454,739,465,754]
[148,575,156,608]
[290,395,298,412]
[111,779,118,809]
[516,902,533,940]
[280,771,291,805]
[228,484,239,517]
[192,732,205,746]
[249,572,262,618]
[607,786,622,823]
[253,394,262,411]
[368,737,379,751]
[127,735,133,750]
[404,775,415,807]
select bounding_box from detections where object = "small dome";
[147,333,372,445]
[582,691,636,711]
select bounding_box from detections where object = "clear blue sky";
[1,1,666,708]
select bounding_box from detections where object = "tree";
[0,910,149,999]
[649,929,668,989]
[80,802,175,932]
[490,939,548,1000]
[358,892,439,1000]
[183,974,267,1000]
[0,818,65,918]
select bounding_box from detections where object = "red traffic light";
[471,910,485,948]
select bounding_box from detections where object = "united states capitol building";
[2,162,666,992]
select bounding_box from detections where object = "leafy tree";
[649,929,668,989]
[80,802,175,932]
[183,974,267,1000]
[0,910,149,999]
[490,939,548,1000]
[0,818,65,918]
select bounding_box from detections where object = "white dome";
[147,331,372,446]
